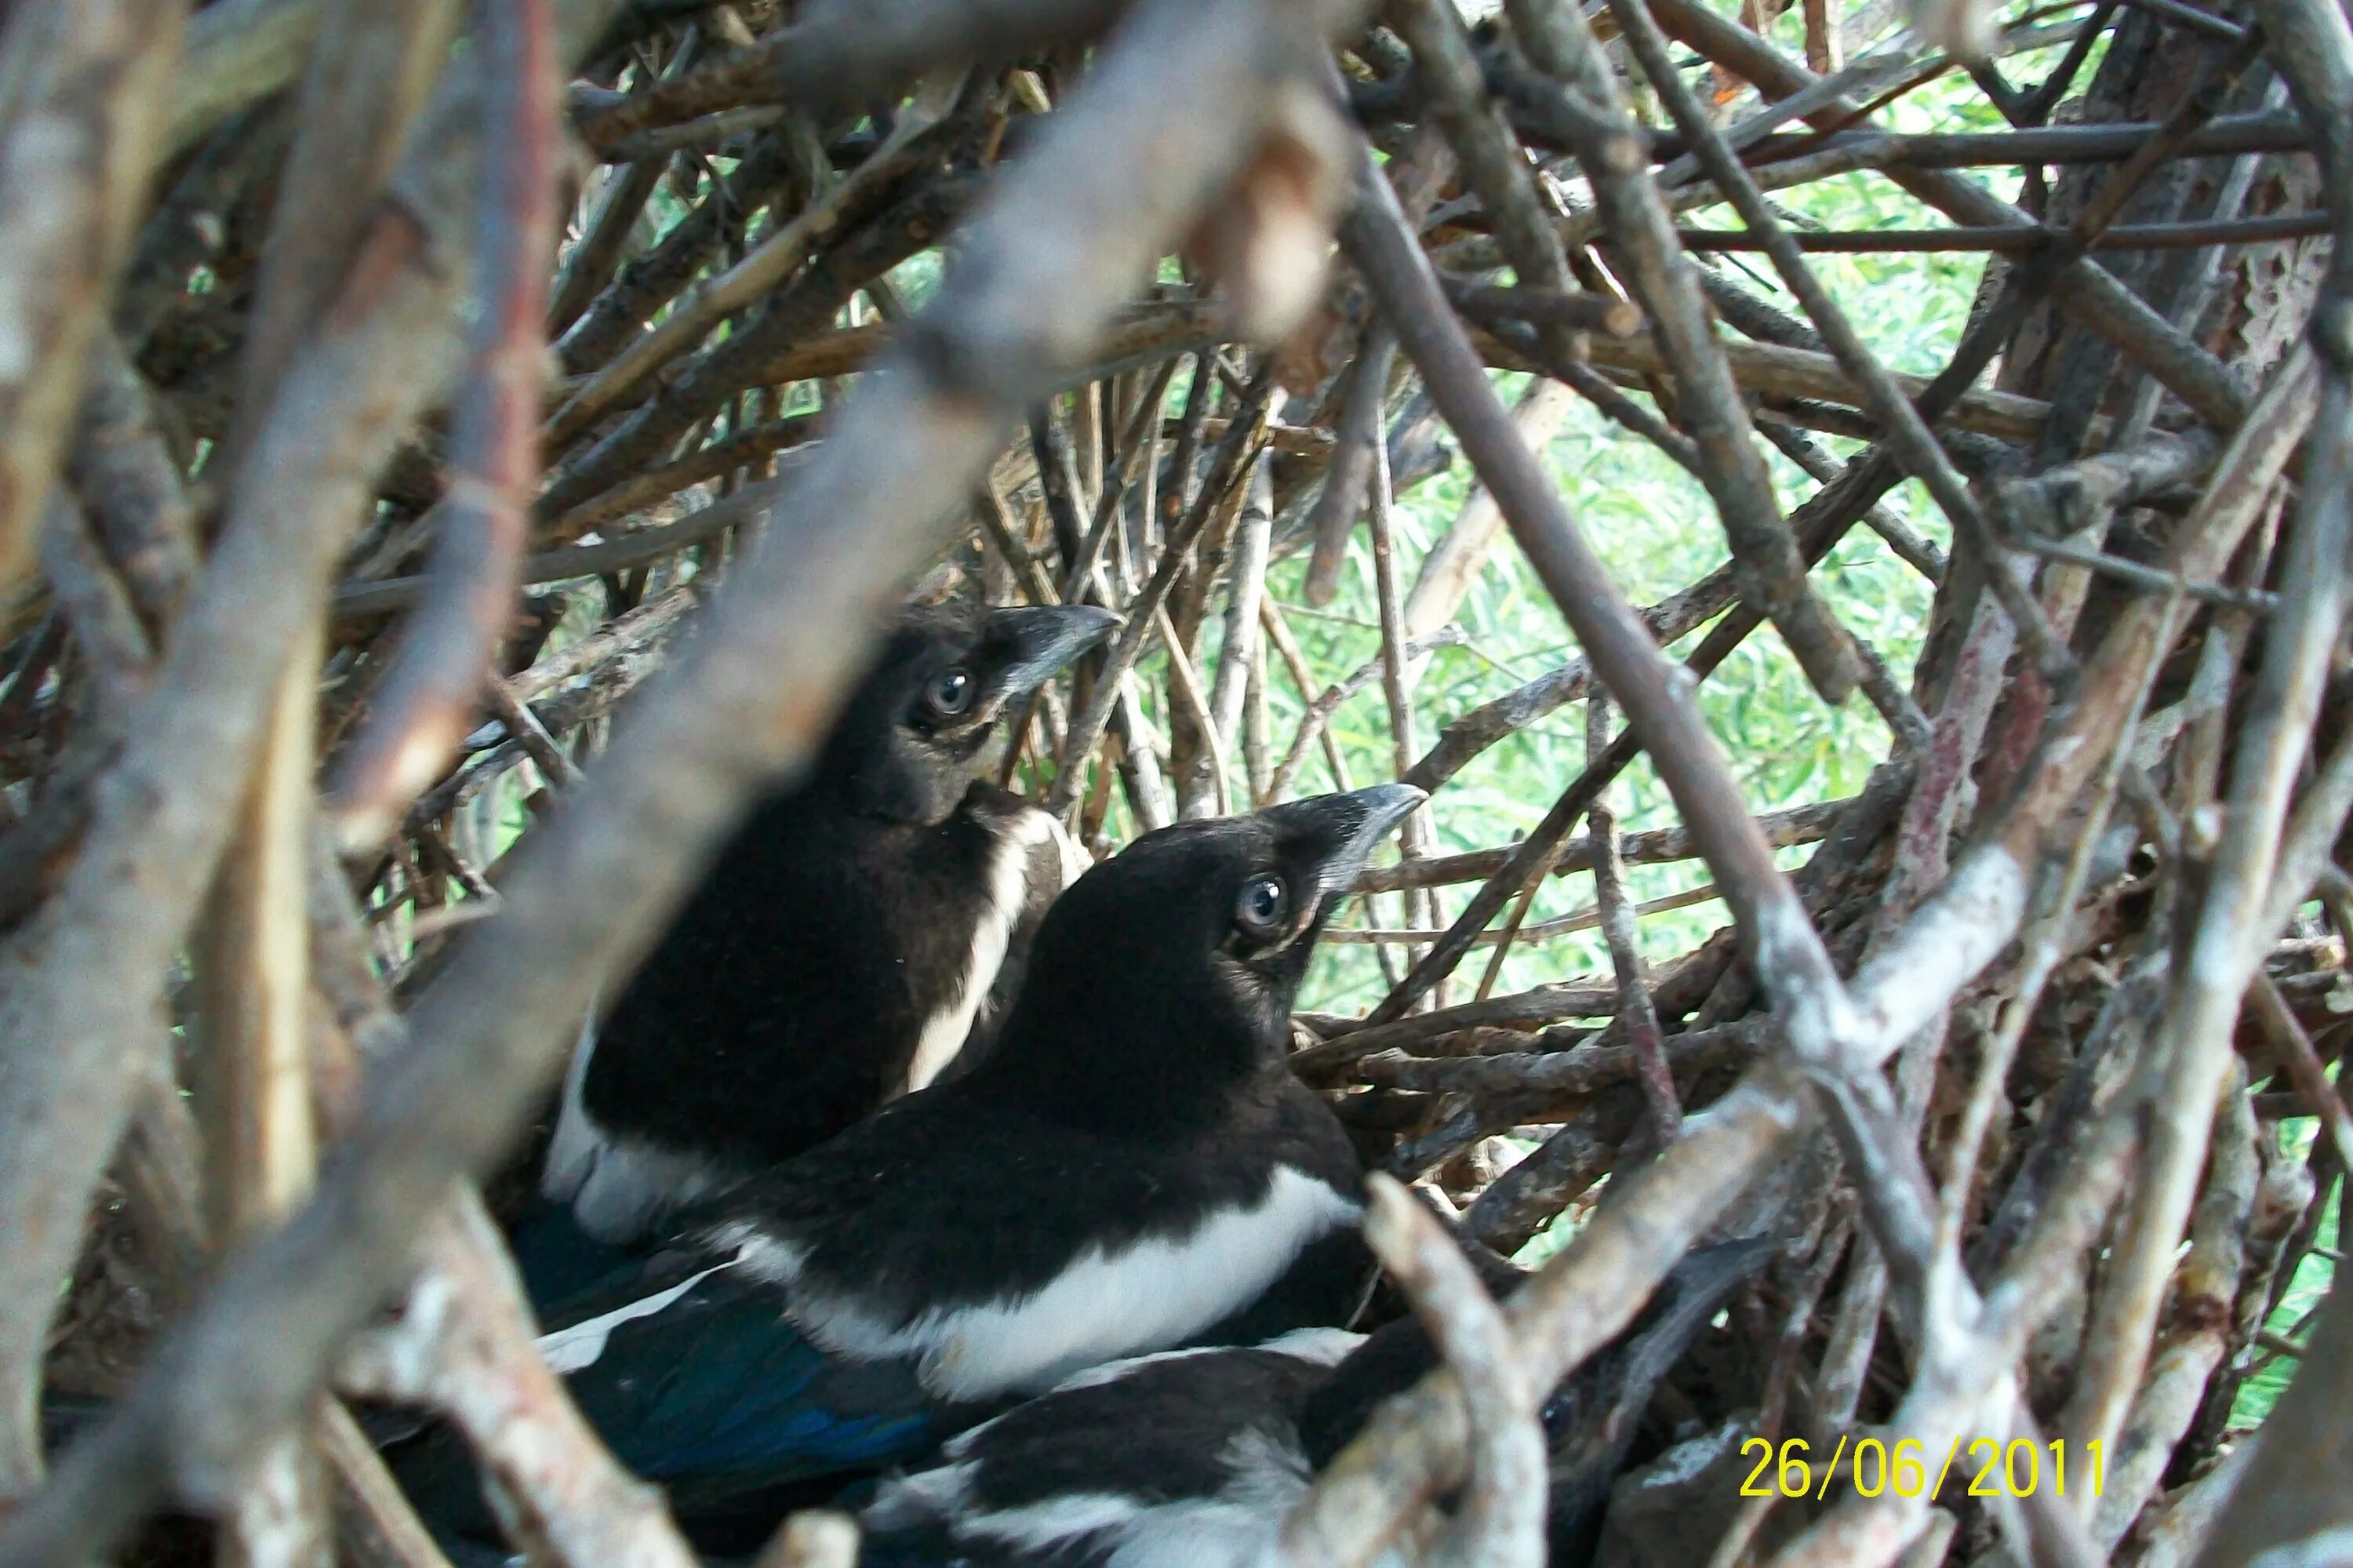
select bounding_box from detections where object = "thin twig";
[1584,692,1679,1139]
[1608,0,2067,678]
[324,0,562,852]
[1503,0,1864,705]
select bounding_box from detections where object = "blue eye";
[1235,875,1288,935]
[926,668,973,717]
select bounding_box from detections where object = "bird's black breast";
[580,785,1010,1172]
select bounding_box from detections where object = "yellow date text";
[1738,1436,2104,1501]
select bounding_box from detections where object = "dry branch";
[322,0,559,851]
[1364,1173,1546,1568]
[0,0,187,595]
[337,1194,696,1568]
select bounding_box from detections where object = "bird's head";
[825,602,1120,824]
[980,785,1424,1120]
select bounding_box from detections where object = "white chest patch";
[542,1006,729,1245]
[773,1167,1363,1402]
[902,808,1066,1094]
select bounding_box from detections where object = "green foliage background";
[1272,60,2042,1012]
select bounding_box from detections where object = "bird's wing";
[535,1256,947,1512]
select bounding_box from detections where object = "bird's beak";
[986,605,1124,697]
[1266,783,1427,903]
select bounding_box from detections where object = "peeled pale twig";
[1358,1173,1546,1568]
[1401,379,1578,645]
[339,1194,697,1568]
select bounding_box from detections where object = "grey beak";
[1266,783,1427,901]
[987,605,1123,697]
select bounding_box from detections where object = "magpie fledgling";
[403,785,1424,1544]
[536,601,1118,1255]
[856,1238,1771,1568]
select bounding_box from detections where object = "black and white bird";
[406,784,1424,1542]
[534,601,1118,1257]
[856,1237,1770,1568]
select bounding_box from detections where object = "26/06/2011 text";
[1739,1436,2104,1501]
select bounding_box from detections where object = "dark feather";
[538,602,1116,1258]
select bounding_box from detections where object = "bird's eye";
[924,668,974,718]
[1235,875,1289,937]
